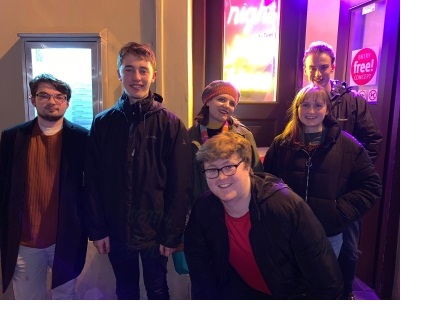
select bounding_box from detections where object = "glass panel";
[223,0,281,103]
[346,0,386,105]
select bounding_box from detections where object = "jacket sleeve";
[263,138,279,177]
[307,144,382,235]
[84,118,109,241]
[335,144,382,222]
[244,130,264,172]
[290,199,343,299]
[353,94,383,163]
[0,130,10,235]
[160,118,193,248]
[184,201,218,299]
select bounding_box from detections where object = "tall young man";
[85,42,192,300]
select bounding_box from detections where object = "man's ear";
[117,69,121,81]
[152,70,157,83]
[331,63,336,74]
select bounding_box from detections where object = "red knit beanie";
[201,80,240,105]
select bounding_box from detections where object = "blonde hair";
[196,132,252,169]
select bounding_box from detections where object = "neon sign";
[223,0,281,102]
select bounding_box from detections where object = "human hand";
[93,236,110,254]
[159,244,176,257]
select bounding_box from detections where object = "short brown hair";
[117,42,157,71]
[303,41,336,66]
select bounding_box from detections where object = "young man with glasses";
[184,131,343,300]
[0,73,89,299]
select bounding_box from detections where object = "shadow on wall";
[0,41,28,133]
[0,242,191,300]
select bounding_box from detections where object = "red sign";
[350,48,378,86]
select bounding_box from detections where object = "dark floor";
[353,277,380,300]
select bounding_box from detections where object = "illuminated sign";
[223,0,281,102]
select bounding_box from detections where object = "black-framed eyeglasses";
[202,160,244,179]
[32,93,67,104]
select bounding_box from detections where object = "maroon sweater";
[20,125,62,248]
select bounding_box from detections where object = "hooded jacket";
[0,118,88,292]
[184,173,343,300]
[85,92,192,250]
[263,115,382,236]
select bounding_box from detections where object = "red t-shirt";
[225,210,271,295]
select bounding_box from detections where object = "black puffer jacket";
[184,173,343,300]
[263,116,382,236]
[85,92,192,250]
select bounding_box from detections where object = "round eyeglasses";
[202,160,244,179]
[31,93,67,104]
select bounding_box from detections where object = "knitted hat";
[201,80,240,105]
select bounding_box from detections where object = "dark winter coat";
[85,92,192,250]
[184,173,343,300]
[330,80,383,163]
[0,118,88,292]
[263,116,382,236]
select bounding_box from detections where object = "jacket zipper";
[302,149,316,201]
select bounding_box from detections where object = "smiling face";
[206,94,237,128]
[304,52,335,92]
[298,92,328,133]
[204,155,251,208]
[117,53,156,103]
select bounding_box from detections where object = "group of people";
[0,40,383,300]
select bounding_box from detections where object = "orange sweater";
[20,125,62,248]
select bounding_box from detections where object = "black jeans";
[108,245,169,300]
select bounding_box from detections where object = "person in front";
[184,131,343,300]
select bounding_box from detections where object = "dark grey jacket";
[85,92,192,250]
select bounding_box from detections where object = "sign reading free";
[349,46,380,86]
